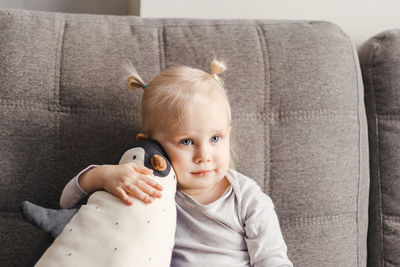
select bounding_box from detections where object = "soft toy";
[21,139,177,267]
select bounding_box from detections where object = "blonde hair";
[125,59,237,168]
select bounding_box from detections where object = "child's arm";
[60,163,164,208]
[243,183,293,267]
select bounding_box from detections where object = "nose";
[193,143,211,164]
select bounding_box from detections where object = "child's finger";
[136,179,162,199]
[124,184,153,204]
[115,188,133,206]
[142,174,164,191]
[131,164,153,175]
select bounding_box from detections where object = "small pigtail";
[128,75,147,90]
[210,59,227,84]
[122,62,147,90]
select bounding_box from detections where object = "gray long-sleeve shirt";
[61,168,292,267]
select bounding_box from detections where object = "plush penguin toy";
[21,139,177,267]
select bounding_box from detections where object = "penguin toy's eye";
[132,155,137,160]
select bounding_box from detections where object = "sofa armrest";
[359,29,400,267]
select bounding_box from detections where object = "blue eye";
[211,136,220,143]
[180,139,193,146]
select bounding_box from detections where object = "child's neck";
[182,176,231,205]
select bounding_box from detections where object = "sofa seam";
[255,24,270,195]
[0,13,325,28]
[265,28,272,198]
[280,212,355,228]
[352,38,362,267]
[384,258,398,267]
[158,25,166,72]
[57,19,66,107]
[368,34,385,267]
[53,18,65,107]
[376,114,400,120]
[0,100,359,120]
[54,16,66,200]
[0,101,136,120]
[382,214,400,223]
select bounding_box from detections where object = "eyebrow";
[174,129,227,138]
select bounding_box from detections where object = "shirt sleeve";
[59,165,99,209]
[243,183,293,267]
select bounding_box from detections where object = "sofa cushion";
[0,8,369,266]
[359,29,400,267]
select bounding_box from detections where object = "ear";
[136,133,148,141]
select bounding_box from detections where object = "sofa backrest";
[0,9,369,266]
[359,29,400,267]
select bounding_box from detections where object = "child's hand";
[79,163,163,205]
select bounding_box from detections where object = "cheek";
[219,143,231,162]
[164,148,187,171]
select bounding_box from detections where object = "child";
[60,59,293,266]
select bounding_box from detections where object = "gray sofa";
[0,8,397,267]
[359,30,400,267]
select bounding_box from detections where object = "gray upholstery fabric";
[0,9,369,266]
[359,30,400,267]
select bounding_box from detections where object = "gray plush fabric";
[0,9,369,266]
[21,201,78,238]
[359,30,400,267]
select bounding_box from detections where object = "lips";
[191,169,213,176]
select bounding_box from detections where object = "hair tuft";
[210,59,227,76]
[122,62,146,90]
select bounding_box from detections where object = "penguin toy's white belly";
[36,174,176,267]
[36,141,177,267]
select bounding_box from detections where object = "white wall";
[140,0,400,46]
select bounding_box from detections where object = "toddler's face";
[151,95,231,197]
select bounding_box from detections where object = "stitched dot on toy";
[69,228,72,231]
[96,207,99,210]
[116,222,119,225]
[149,258,152,261]
[147,220,150,223]
[114,248,118,251]
[68,253,72,256]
